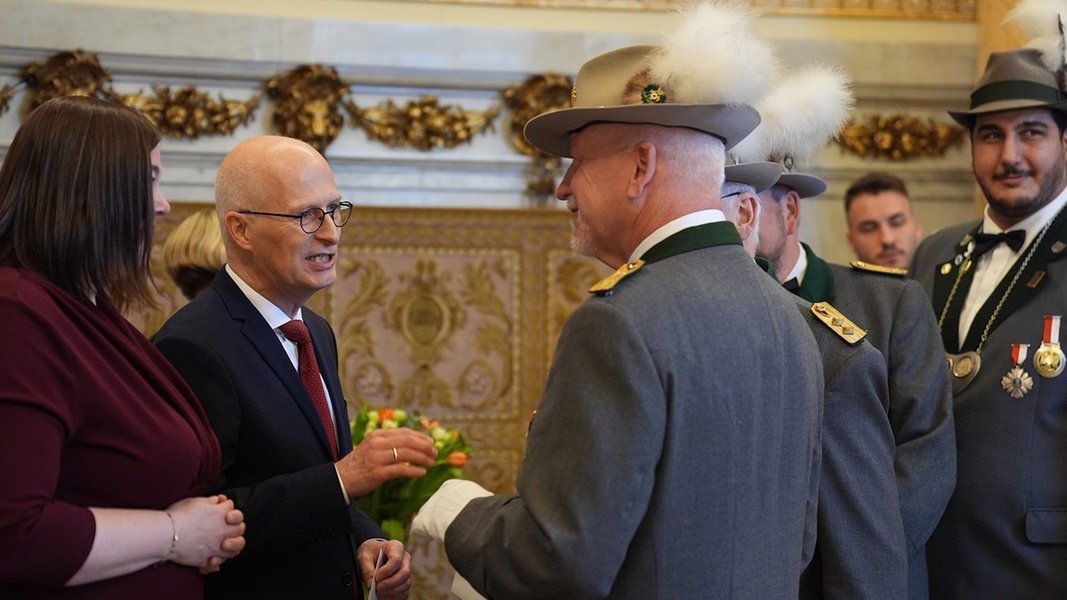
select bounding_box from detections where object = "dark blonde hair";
[163,208,226,300]
[0,96,162,311]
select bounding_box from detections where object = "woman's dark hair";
[0,96,162,311]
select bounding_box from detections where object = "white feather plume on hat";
[524,0,785,157]
[730,63,854,168]
[650,1,780,107]
[1006,0,1067,72]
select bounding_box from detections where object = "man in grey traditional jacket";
[409,4,825,599]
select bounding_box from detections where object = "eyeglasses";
[238,201,353,234]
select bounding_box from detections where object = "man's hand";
[337,428,437,498]
[357,539,411,600]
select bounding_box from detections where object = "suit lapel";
[213,272,341,460]
[962,210,1067,351]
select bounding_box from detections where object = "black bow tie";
[973,229,1025,257]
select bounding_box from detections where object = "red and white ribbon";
[1043,315,1061,346]
[1012,343,1030,366]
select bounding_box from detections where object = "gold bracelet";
[164,511,179,561]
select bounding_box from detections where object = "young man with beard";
[910,48,1067,598]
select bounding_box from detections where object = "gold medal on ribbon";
[1002,343,1033,399]
[1033,315,1066,378]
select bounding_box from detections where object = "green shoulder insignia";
[589,259,645,296]
[849,260,907,278]
[811,301,867,345]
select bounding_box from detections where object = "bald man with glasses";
[155,136,436,600]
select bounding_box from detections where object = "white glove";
[451,573,487,600]
[410,479,492,545]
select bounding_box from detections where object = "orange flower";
[447,452,468,467]
[380,408,394,422]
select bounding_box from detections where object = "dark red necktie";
[279,320,339,459]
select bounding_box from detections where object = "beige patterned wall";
[131,203,610,599]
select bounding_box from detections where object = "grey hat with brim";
[524,45,761,158]
[948,48,1067,127]
[778,172,828,199]
[724,161,783,193]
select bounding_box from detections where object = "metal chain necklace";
[939,220,1052,394]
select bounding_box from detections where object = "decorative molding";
[10,50,259,138]
[1,50,503,154]
[833,113,967,161]
[391,0,976,20]
[347,96,502,153]
[2,49,572,200]
[503,73,574,201]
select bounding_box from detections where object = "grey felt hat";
[724,160,827,199]
[777,171,828,199]
[523,45,761,158]
[723,161,783,193]
[948,48,1067,126]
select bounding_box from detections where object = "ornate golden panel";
[129,204,609,599]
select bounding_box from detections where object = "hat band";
[971,80,1064,109]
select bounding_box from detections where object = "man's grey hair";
[721,181,758,215]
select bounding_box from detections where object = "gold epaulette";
[589,259,644,296]
[849,260,907,278]
[811,301,867,345]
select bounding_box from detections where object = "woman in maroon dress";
[0,96,245,598]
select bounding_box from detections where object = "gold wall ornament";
[4,50,259,138]
[20,49,112,108]
[266,64,350,153]
[834,113,967,161]
[346,95,501,151]
[0,84,18,114]
[108,86,260,139]
[2,50,519,157]
[503,73,573,201]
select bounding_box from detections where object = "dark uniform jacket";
[793,243,956,600]
[446,222,824,599]
[911,209,1067,599]
[792,295,908,600]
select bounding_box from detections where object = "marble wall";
[0,0,980,263]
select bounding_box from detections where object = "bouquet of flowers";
[350,405,474,543]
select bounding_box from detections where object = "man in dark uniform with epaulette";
[753,163,955,600]
[910,47,1067,598]
[723,162,908,600]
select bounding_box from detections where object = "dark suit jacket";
[911,209,1067,599]
[795,244,956,600]
[154,269,383,600]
